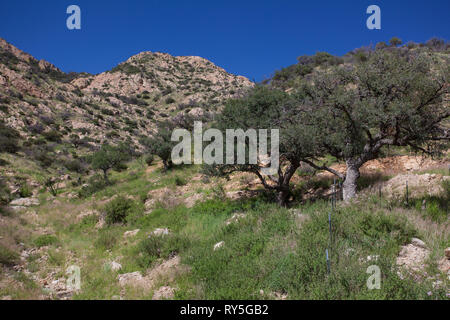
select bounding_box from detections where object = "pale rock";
[411,238,426,249]
[124,229,140,238]
[9,197,40,207]
[214,241,224,251]
[225,213,246,226]
[110,261,122,272]
[444,248,450,260]
[118,271,143,286]
[149,228,169,237]
[152,286,175,300]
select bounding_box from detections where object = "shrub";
[78,174,110,198]
[19,184,33,198]
[175,176,187,186]
[0,121,20,154]
[0,104,9,113]
[34,234,59,248]
[0,179,11,206]
[145,154,154,166]
[36,151,53,168]
[42,130,62,143]
[136,234,190,268]
[104,196,135,225]
[91,143,132,182]
[165,97,176,104]
[389,37,402,47]
[0,244,18,266]
[64,159,85,173]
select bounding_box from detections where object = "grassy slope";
[0,158,449,300]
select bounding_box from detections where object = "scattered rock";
[124,229,140,238]
[110,261,122,272]
[152,286,175,300]
[76,210,98,222]
[118,272,143,286]
[95,218,105,229]
[10,206,27,212]
[184,193,204,208]
[396,241,430,278]
[367,255,379,262]
[411,238,426,249]
[214,241,224,251]
[438,257,450,277]
[382,174,449,199]
[149,228,169,237]
[9,197,40,207]
[225,213,246,226]
[445,248,450,260]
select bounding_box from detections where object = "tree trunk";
[277,188,290,207]
[103,169,109,183]
[342,160,360,202]
[162,159,173,172]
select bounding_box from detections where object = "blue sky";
[0,0,449,81]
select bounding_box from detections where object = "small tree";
[204,86,321,206]
[140,122,177,171]
[0,121,20,154]
[91,143,131,182]
[389,37,402,47]
[298,49,449,201]
[44,177,58,196]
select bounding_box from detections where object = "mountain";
[0,38,252,150]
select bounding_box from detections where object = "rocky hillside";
[0,37,252,150]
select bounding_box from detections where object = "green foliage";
[144,154,154,166]
[0,179,11,207]
[0,121,20,154]
[64,159,85,174]
[296,49,449,199]
[205,86,322,205]
[94,230,118,250]
[34,234,59,248]
[78,174,110,198]
[19,184,33,198]
[174,176,187,186]
[0,244,18,266]
[135,234,190,268]
[180,199,438,299]
[389,37,403,47]
[140,121,177,171]
[91,143,132,181]
[104,196,142,225]
[110,63,141,75]
[165,97,176,104]
[411,180,449,223]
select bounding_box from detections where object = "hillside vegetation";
[0,37,449,300]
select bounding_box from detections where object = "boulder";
[411,238,426,249]
[118,272,143,286]
[9,197,40,207]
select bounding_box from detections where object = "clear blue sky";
[0,0,449,81]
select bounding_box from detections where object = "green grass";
[0,244,18,266]
[34,234,59,248]
[5,156,448,300]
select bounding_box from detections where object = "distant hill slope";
[0,38,252,149]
